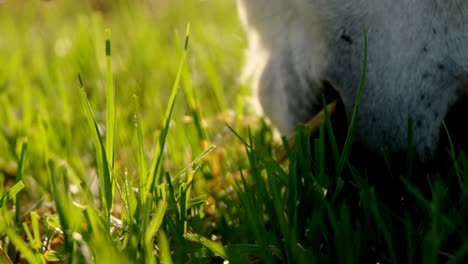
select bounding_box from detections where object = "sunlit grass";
[1,1,468,263]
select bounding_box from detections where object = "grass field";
[1,1,468,263]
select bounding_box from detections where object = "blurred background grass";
[0,2,264,262]
[0,0,249,198]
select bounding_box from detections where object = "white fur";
[238,0,468,160]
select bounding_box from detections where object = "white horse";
[238,0,468,160]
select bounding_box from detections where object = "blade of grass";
[15,138,28,223]
[175,145,216,180]
[48,160,74,257]
[30,211,42,252]
[448,242,468,264]
[233,170,276,263]
[442,121,464,187]
[322,96,340,166]
[147,23,190,193]
[315,124,326,181]
[0,222,39,264]
[158,230,173,264]
[0,181,24,208]
[266,164,293,263]
[133,95,148,204]
[329,27,368,204]
[336,26,368,178]
[22,222,35,248]
[105,29,116,170]
[118,168,137,227]
[226,123,251,149]
[179,183,188,235]
[144,200,168,264]
[78,74,114,220]
[364,188,397,263]
[0,246,13,264]
[185,233,227,259]
[181,65,207,142]
[21,213,47,263]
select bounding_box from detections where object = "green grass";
[1,1,468,263]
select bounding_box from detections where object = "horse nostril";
[454,69,468,94]
[439,95,468,155]
[321,79,341,104]
[461,78,468,94]
[273,79,348,163]
[320,79,348,148]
